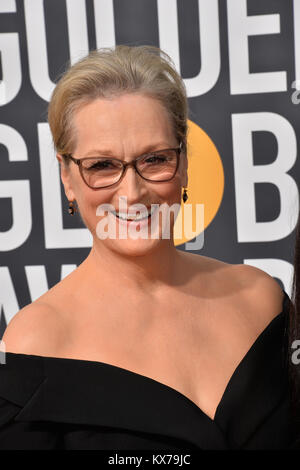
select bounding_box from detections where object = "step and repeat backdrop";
[1,0,300,337]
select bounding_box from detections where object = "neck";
[81,240,184,296]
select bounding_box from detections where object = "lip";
[112,205,157,219]
[111,205,159,227]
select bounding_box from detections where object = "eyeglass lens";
[80,149,178,188]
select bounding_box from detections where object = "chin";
[92,208,176,256]
[102,237,164,258]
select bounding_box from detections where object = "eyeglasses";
[62,142,182,189]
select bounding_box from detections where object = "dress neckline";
[3,290,290,424]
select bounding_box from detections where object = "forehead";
[71,93,175,154]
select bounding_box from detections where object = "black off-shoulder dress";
[0,290,296,450]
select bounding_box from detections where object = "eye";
[144,155,168,164]
[92,161,111,169]
[84,159,116,170]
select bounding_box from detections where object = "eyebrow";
[82,143,175,158]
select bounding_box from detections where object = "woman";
[0,45,294,450]
[288,215,300,448]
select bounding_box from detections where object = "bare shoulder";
[229,263,285,327]
[190,254,285,328]
[232,263,284,303]
[1,300,67,357]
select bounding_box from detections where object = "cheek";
[157,177,182,200]
[73,187,98,221]
[77,191,117,227]
[74,180,182,219]
[79,192,101,213]
[75,193,104,236]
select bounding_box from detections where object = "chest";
[61,294,257,420]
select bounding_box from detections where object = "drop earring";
[68,200,77,215]
[182,187,188,203]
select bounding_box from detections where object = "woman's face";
[57,93,188,256]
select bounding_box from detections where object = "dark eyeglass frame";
[62,142,183,189]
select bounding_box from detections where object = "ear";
[56,154,76,201]
[182,152,188,188]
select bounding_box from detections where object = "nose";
[117,164,148,202]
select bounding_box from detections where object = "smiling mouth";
[111,206,157,222]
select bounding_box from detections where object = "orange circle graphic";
[174,120,224,246]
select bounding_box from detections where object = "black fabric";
[0,290,297,450]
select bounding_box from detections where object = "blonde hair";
[48,45,188,161]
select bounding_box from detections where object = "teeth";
[118,212,149,221]
[113,206,156,221]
